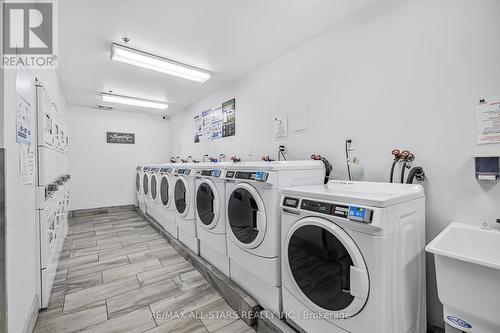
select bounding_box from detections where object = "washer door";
[160,175,170,207]
[143,173,149,196]
[174,177,190,216]
[284,217,369,318]
[227,183,266,249]
[196,179,220,229]
[136,172,141,193]
[151,174,158,201]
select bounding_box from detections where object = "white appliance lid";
[224,160,324,171]
[282,180,424,207]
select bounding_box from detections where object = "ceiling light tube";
[110,43,211,83]
[101,93,168,110]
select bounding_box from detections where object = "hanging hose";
[390,160,398,183]
[406,166,425,184]
[400,162,407,183]
[345,140,352,181]
[390,149,401,183]
[311,154,332,184]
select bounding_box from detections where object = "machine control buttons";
[234,171,268,182]
[255,171,268,182]
[283,197,300,208]
[332,205,349,218]
[177,169,191,175]
[201,170,211,176]
[226,171,235,178]
[151,167,159,172]
[301,199,333,214]
[348,206,373,223]
[211,169,222,177]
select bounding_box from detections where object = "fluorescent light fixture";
[110,43,211,83]
[101,93,168,110]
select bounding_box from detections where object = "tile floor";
[34,209,255,333]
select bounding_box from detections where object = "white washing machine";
[280,181,426,333]
[140,165,152,214]
[173,163,199,254]
[136,165,145,212]
[145,165,160,214]
[224,160,325,314]
[158,164,178,238]
[195,163,230,276]
[146,166,164,225]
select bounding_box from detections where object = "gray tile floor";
[34,209,255,333]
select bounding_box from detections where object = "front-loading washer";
[140,165,152,214]
[157,164,178,238]
[146,165,164,225]
[136,165,146,212]
[224,160,325,314]
[280,181,426,333]
[145,165,160,215]
[173,163,199,254]
[195,163,230,276]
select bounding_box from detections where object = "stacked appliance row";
[35,81,71,309]
[135,161,427,333]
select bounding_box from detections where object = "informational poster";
[274,117,288,138]
[194,114,203,143]
[222,98,236,138]
[19,145,35,185]
[16,66,33,145]
[476,96,500,144]
[194,98,236,143]
[211,106,223,140]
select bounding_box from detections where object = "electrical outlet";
[279,145,286,153]
[346,139,355,151]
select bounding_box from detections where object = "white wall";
[169,0,500,327]
[68,106,170,210]
[3,67,67,333]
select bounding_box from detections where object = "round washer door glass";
[143,174,149,195]
[174,178,187,214]
[151,175,157,200]
[196,181,216,226]
[287,219,368,315]
[136,172,140,192]
[160,177,169,206]
[227,184,265,246]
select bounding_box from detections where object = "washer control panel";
[283,197,373,223]
[200,169,222,177]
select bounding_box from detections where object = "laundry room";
[1,0,500,333]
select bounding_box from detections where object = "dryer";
[280,181,426,333]
[173,164,199,253]
[224,161,325,314]
[157,164,178,238]
[195,163,230,276]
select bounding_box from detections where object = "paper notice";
[477,96,500,144]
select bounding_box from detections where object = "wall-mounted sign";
[106,132,135,144]
[194,98,236,143]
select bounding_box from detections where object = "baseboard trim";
[69,205,136,218]
[23,295,39,333]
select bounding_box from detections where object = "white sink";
[426,223,500,333]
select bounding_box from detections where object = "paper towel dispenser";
[475,154,500,181]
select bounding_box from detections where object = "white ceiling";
[58,0,377,116]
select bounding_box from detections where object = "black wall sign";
[106,132,135,144]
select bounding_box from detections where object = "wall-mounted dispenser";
[475,154,500,181]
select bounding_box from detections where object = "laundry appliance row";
[135,161,427,333]
[35,81,71,309]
